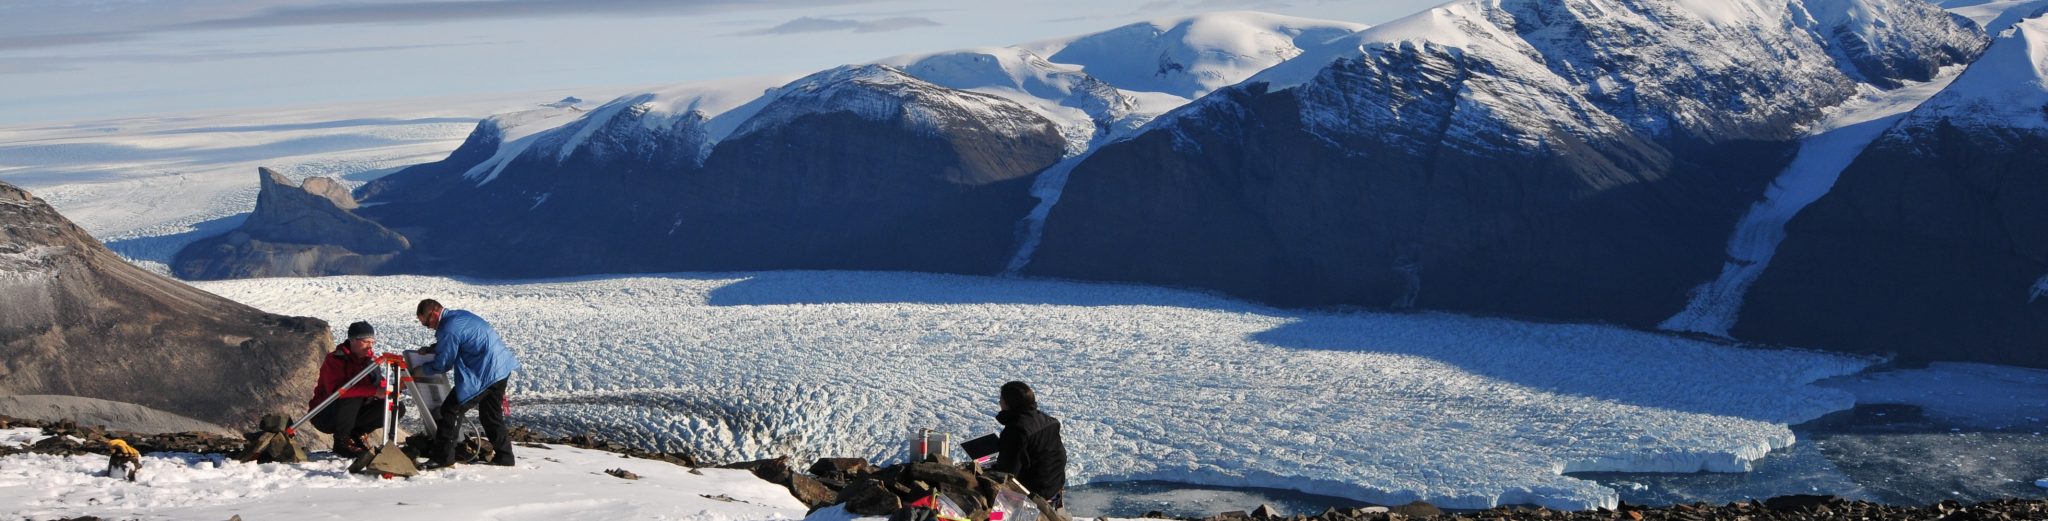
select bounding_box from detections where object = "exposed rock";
[1388,502,1441,518]
[841,478,905,516]
[1763,494,1839,512]
[906,461,975,490]
[721,456,795,484]
[0,181,329,429]
[605,468,640,480]
[0,395,234,435]
[788,474,839,509]
[811,457,880,481]
[172,167,411,280]
[1252,504,1281,518]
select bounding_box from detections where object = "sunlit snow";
[192,272,1872,510]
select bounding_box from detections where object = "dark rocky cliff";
[172,167,410,280]
[0,181,329,428]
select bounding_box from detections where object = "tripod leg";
[401,366,438,438]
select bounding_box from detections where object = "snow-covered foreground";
[0,443,806,521]
[0,87,627,272]
[192,271,1874,510]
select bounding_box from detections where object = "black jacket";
[993,408,1068,500]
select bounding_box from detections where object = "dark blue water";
[1066,405,2048,518]
[1573,404,2048,506]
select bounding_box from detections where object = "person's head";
[1000,381,1036,412]
[344,321,377,354]
[415,299,444,330]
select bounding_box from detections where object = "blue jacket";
[415,309,519,405]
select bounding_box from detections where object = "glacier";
[195,271,1873,511]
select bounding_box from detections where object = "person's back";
[413,300,519,468]
[431,309,518,392]
[993,381,1068,504]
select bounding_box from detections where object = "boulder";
[811,457,880,481]
[721,456,795,484]
[906,461,976,490]
[1252,505,1280,519]
[1388,502,1441,518]
[0,181,329,429]
[788,474,838,509]
[841,478,904,516]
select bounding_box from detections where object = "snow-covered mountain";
[1025,0,1984,329]
[227,12,1369,279]
[168,2,2048,367]
[1740,8,2048,367]
[1018,11,1369,99]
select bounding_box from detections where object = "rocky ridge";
[171,167,410,280]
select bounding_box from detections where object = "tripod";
[291,351,439,477]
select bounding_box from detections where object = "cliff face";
[0,181,329,428]
[1737,14,2048,367]
[172,167,410,280]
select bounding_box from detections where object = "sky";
[0,0,1448,125]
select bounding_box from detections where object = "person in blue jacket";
[413,299,519,468]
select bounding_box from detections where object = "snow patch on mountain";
[729,65,1057,144]
[458,77,791,185]
[458,104,589,185]
[1940,0,2048,31]
[195,271,1874,511]
[879,48,1140,153]
[1901,13,2048,131]
[1022,12,1368,99]
[1251,0,1982,142]
[1245,3,1625,156]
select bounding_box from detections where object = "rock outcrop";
[172,167,410,280]
[0,181,329,428]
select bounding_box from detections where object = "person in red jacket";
[307,321,404,458]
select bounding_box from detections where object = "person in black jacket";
[992,381,1068,506]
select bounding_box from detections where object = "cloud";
[0,0,883,52]
[740,15,942,36]
[0,31,139,52]
[1131,0,1304,14]
[0,42,498,75]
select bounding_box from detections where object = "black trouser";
[311,397,404,452]
[432,377,512,465]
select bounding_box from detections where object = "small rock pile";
[1175,496,2048,521]
[721,455,1061,521]
[0,415,246,457]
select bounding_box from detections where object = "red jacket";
[308,343,383,410]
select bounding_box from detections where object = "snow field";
[0,444,805,521]
[0,428,45,449]
[195,271,1873,511]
